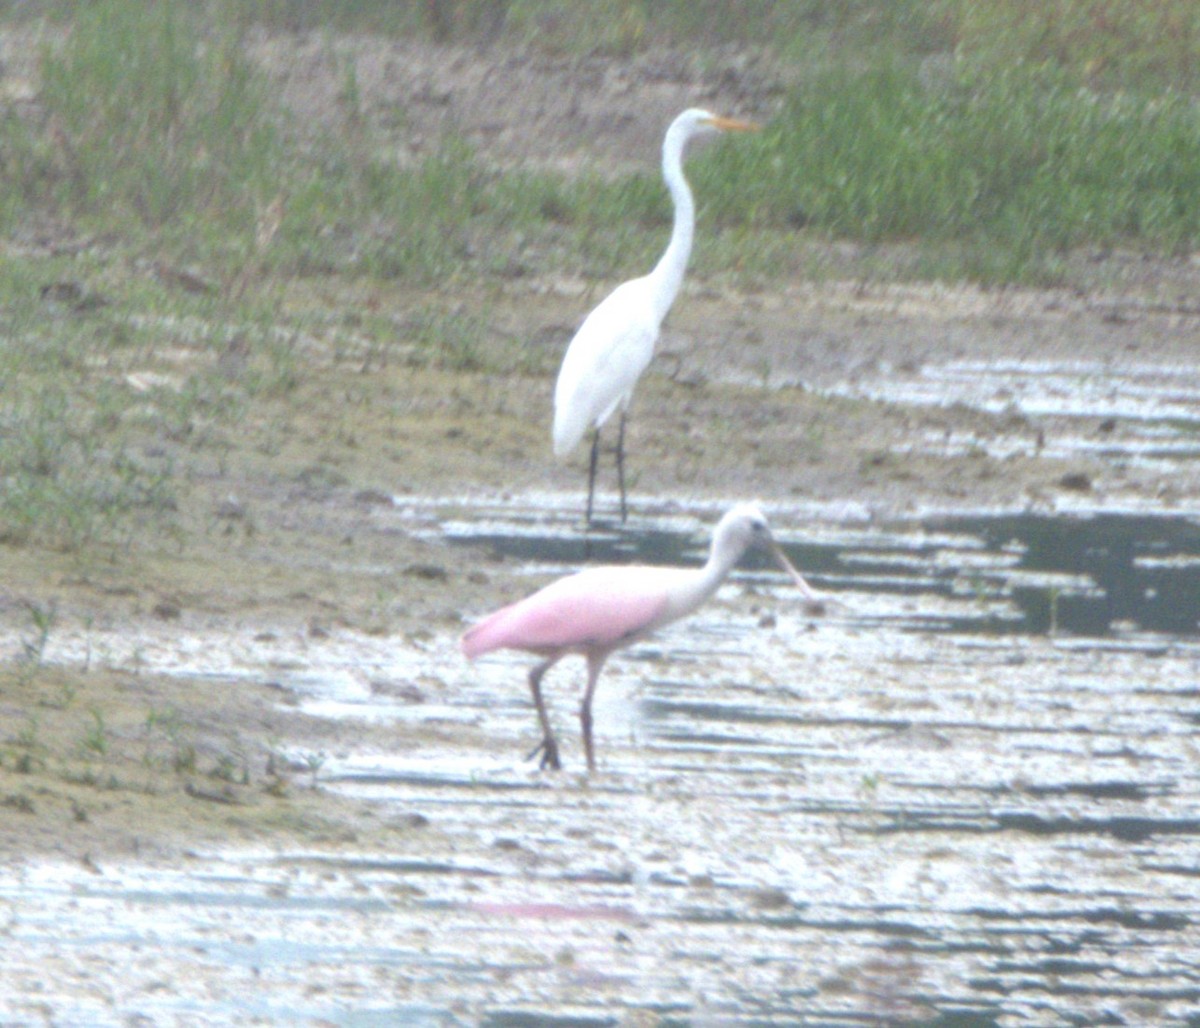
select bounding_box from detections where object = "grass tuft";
[699,60,1200,281]
[1,0,281,253]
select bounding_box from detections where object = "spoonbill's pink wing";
[462,566,672,659]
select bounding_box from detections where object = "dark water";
[5,502,1200,1026]
[425,505,1200,1024]
[936,512,1200,637]
[450,508,1200,639]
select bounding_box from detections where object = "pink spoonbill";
[461,503,821,772]
[553,108,760,525]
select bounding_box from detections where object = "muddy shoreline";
[3,265,1200,867]
[2,26,1200,1024]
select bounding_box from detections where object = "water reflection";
[447,508,1200,639]
[935,512,1200,637]
[6,500,1200,1026]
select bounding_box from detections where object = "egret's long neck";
[647,126,695,325]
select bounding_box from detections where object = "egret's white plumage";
[552,108,759,522]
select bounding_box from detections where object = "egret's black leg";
[616,412,628,523]
[585,428,601,527]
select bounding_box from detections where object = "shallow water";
[445,502,1200,638]
[4,500,1200,1025]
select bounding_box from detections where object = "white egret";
[552,108,759,524]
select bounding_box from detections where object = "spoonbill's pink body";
[461,503,820,771]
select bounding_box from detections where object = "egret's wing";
[553,278,658,456]
[462,566,672,658]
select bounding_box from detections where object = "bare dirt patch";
[248,30,783,172]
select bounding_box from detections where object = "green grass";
[1,0,281,256]
[946,1,1200,94]
[1,0,1199,551]
[4,0,1198,285]
[698,61,1200,281]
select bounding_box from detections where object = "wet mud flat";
[4,18,1200,1023]
[2,232,1200,1025]
[2,498,1199,1026]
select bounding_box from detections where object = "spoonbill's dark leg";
[616,412,628,523]
[585,428,601,527]
[579,652,609,773]
[526,657,562,770]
